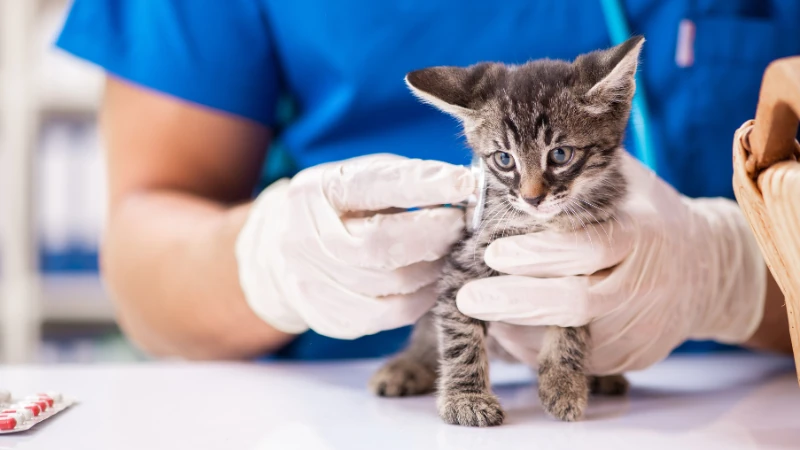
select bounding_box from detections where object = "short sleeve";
[56,0,279,125]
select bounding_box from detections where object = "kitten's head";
[406,36,642,228]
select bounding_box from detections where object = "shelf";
[34,54,103,116]
[34,0,103,116]
[40,274,115,323]
[1,0,113,363]
[37,90,100,116]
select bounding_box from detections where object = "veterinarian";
[56,0,798,367]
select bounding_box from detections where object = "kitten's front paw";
[538,367,588,422]
[589,374,629,396]
[437,392,505,427]
[369,358,436,397]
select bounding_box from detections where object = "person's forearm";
[742,268,793,354]
[101,190,293,360]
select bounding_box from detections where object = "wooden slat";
[733,126,800,387]
[734,56,800,386]
[761,164,800,373]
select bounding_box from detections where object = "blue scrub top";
[57,0,800,360]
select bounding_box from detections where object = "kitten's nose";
[523,195,546,207]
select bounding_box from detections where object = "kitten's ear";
[577,35,644,113]
[405,63,500,122]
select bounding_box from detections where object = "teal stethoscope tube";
[599,0,657,173]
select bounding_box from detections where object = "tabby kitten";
[369,36,643,427]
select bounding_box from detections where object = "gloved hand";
[458,154,767,374]
[236,154,475,339]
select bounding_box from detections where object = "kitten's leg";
[537,325,590,422]
[435,282,504,427]
[589,374,629,396]
[369,312,438,397]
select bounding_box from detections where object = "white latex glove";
[236,154,474,339]
[459,154,767,374]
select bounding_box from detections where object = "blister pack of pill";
[0,390,75,434]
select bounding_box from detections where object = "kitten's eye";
[548,147,574,165]
[492,152,515,170]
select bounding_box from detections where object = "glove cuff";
[235,179,309,335]
[687,198,767,344]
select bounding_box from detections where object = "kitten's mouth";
[512,197,565,219]
[533,203,564,215]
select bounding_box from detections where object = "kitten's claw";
[538,367,588,422]
[589,374,629,396]
[438,392,505,427]
[369,358,436,397]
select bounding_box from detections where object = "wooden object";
[733,57,800,385]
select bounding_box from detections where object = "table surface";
[0,353,796,450]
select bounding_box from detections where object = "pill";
[0,415,17,431]
[0,390,10,404]
[0,411,25,425]
[25,399,47,412]
[26,396,53,408]
[14,403,40,416]
[2,409,33,421]
[40,392,62,403]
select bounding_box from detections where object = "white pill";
[2,408,32,421]
[26,395,52,404]
[11,403,41,416]
[44,392,62,403]
[1,411,25,425]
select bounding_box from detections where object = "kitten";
[369,36,643,426]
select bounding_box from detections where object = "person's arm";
[743,269,793,354]
[55,0,468,359]
[100,77,293,360]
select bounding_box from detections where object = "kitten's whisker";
[485,204,510,237]
[588,179,624,198]
[569,201,602,235]
[571,200,611,248]
[501,209,520,241]
[584,203,623,230]
[578,199,619,243]
[589,183,625,208]
[483,202,513,245]
[568,201,594,253]
[498,205,519,240]
[472,203,508,263]
[500,206,520,240]
[562,205,581,248]
[478,204,506,231]
[491,204,515,242]
[469,215,491,264]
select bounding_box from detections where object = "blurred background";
[0,0,144,364]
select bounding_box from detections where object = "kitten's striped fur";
[369,37,643,426]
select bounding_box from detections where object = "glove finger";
[484,213,635,277]
[586,305,684,374]
[333,259,445,298]
[335,208,465,269]
[293,280,437,340]
[323,158,475,212]
[487,322,547,368]
[312,153,408,170]
[588,334,674,375]
[456,274,616,327]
